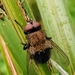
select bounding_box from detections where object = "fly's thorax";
[26,30,52,55]
[26,30,46,46]
[28,40,52,55]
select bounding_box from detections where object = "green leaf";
[0,8,27,75]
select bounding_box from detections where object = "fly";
[15,20,70,66]
[15,0,70,66]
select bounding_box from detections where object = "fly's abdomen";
[33,48,51,63]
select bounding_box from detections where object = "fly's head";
[24,20,41,35]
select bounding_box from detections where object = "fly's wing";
[27,51,31,75]
[27,51,40,75]
[50,40,70,67]
[27,51,35,75]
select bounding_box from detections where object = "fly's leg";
[46,37,53,49]
[30,54,33,59]
[47,61,53,73]
[21,43,30,50]
[46,37,52,40]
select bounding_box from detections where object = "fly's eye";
[24,23,33,31]
[24,21,41,34]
